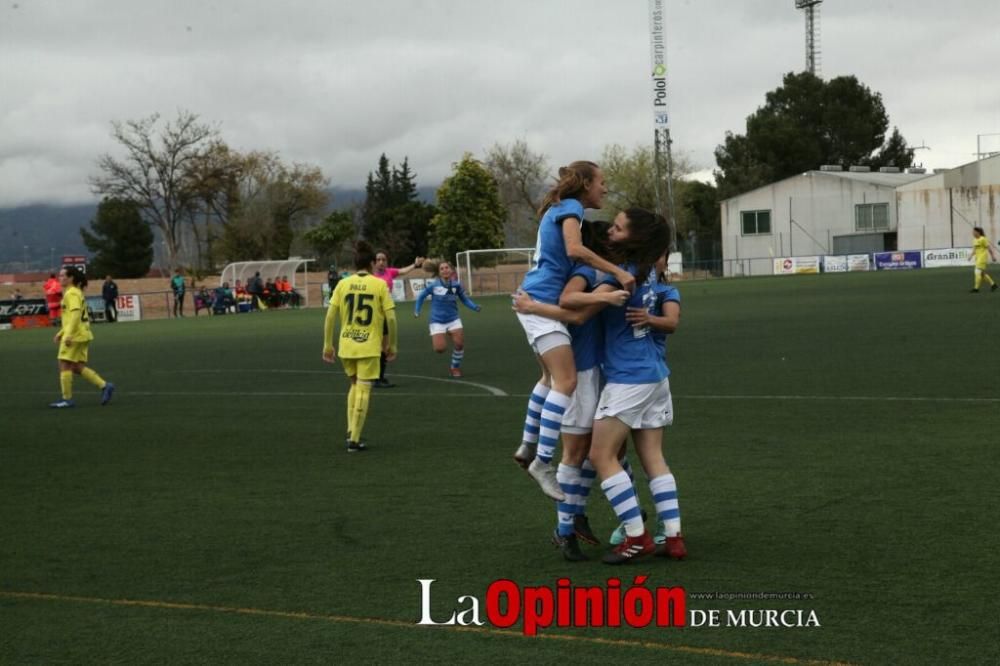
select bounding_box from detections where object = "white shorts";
[516,312,571,355]
[429,319,463,335]
[595,377,674,430]
[562,367,602,435]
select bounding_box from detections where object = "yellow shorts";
[341,356,380,382]
[58,341,89,364]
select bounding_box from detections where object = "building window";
[855,203,889,231]
[741,210,771,236]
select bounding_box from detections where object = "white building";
[719,167,927,277]
[896,153,1000,251]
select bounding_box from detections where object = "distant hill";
[0,185,438,270]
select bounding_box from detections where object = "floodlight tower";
[795,0,823,76]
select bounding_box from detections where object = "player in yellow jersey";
[969,227,999,293]
[323,241,398,452]
[49,266,115,408]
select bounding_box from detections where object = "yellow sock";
[975,272,983,289]
[349,381,372,442]
[79,367,106,389]
[60,371,73,400]
[985,273,996,286]
[346,384,357,434]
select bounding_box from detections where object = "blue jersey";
[567,265,602,373]
[519,198,585,304]
[415,278,480,324]
[600,265,668,384]
[650,281,680,360]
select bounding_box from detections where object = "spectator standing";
[102,275,119,323]
[170,269,186,317]
[43,273,62,324]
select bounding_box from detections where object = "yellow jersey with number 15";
[326,272,395,358]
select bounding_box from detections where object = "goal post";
[454,248,536,297]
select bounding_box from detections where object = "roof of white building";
[721,169,929,203]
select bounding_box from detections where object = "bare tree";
[484,140,550,247]
[91,110,218,269]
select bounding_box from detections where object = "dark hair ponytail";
[608,208,671,282]
[64,265,88,289]
[354,241,376,271]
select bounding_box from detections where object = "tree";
[600,143,697,215]
[303,210,356,265]
[91,110,218,269]
[214,151,329,262]
[484,140,550,247]
[361,154,431,262]
[714,72,915,199]
[674,180,721,265]
[80,198,154,278]
[429,154,506,262]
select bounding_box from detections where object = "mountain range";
[0,186,437,270]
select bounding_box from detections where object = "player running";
[323,241,398,452]
[414,260,481,378]
[49,266,115,408]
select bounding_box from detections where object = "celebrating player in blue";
[590,209,686,564]
[414,260,481,378]
[514,161,636,501]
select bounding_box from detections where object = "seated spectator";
[213,282,235,314]
[193,286,214,316]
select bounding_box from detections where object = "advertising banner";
[874,251,922,271]
[648,0,669,129]
[773,256,821,275]
[0,298,50,327]
[116,294,142,322]
[823,256,848,273]
[848,254,872,272]
[922,247,972,268]
[408,279,427,298]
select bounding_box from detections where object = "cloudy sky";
[1,0,998,208]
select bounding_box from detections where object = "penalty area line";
[0,590,855,666]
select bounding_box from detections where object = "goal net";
[454,248,535,296]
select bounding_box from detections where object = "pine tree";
[80,198,154,278]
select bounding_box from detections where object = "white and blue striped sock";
[521,382,550,445]
[451,349,464,368]
[536,391,570,464]
[578,459,597,510]
[556,464,581,536]
[601,471,644,537]
[649,474,681,537]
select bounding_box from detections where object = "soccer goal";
[454,248,535,296]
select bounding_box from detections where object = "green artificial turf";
[1,267,997,665]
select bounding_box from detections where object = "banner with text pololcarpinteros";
[649,0,668,129]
